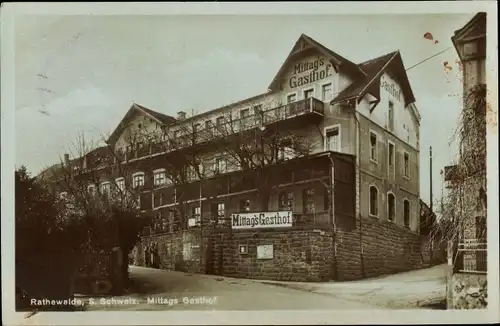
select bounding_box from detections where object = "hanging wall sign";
[257,244,274,260]
[231,211,293,229]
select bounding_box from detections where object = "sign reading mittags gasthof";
[288,56,333,89]
[231,211,293,229]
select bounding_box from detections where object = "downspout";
[352,98,365,279]
[328,153,337,280]
[199,180,203,272]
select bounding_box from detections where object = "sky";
[14,13,475,208]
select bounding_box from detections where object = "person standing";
[144,245,150,267]
[150,243,155,268]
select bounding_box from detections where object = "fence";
[73,248,124,295]
[455,239,487,273]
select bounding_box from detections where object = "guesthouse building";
[43,34,426,282]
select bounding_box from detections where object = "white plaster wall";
[280,53,338,103]
[357,73,418,149]
[115,111,161,151]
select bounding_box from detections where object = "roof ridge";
[301,33,366,75]
[357,50,399,67]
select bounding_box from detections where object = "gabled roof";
[332,51,398,104]
[268,34,366,91]
[134,103,177,125]
[331,50,417,107]
[452,12,486,41]
[451,12,487,60]
[36,162,64,182]
[107,103,177,146]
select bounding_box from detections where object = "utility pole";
[430,146,433,212]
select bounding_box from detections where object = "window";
[403,199,410,227]
[370,132,378,162]
[192,206,201,224]
[369,186,378,217]
[240,108,251,128]
[387,193,395,222]
[278,191,294,211]
[325,126,340,152]
[137,195,141,210]
[160,211,168,232]
[215,158,227,174]
[59,192,68,200]
[216,116,225,127]
[388,101,394,131]
[88,184,96,196]
[278,139,294,161]
[133,172,145,188]
[463,41,478,57]
[388,141,395,179]
[193,123,200,133]
[100,182,111,196]
[254,105,264,125]
[186,165,197,181]
[286,93,297,103]
[115,178,125,191]
[173,130,179,139]
[304,88,314,99]
[136,141,144,153]
[403,152,410,178]
[216,203,225,224]
[303,188,315,213]
[239,199,251,212]
[240,108,250,119]
[321,83,332,102]
[153,170,166,186]
[388,142,395,167]
[205,120,213,130]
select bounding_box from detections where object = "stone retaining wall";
[335,217,425,280]
[208,229,334,282]
[136,218,436,282]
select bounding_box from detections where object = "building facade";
[43,34,428,281]
[445,13,487,309]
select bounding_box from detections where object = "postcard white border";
[1,1,498,325]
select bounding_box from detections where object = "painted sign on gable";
[288,56,333,89]
[380,74,403,102]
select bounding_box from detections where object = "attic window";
[138,123,142,129]
[463,41,478,57]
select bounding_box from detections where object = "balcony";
[121,97,325,162]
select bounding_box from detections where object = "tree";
[124,99,318,226]
[433,83,487,250]
[15,166,82,310]
[47,132,152,284]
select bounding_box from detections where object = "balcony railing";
[116,97,324,162]
[455,239,487,274]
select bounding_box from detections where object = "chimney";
[64,153,70,167]
[177,111,187,120]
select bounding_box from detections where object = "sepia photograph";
[1,2,498,325]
